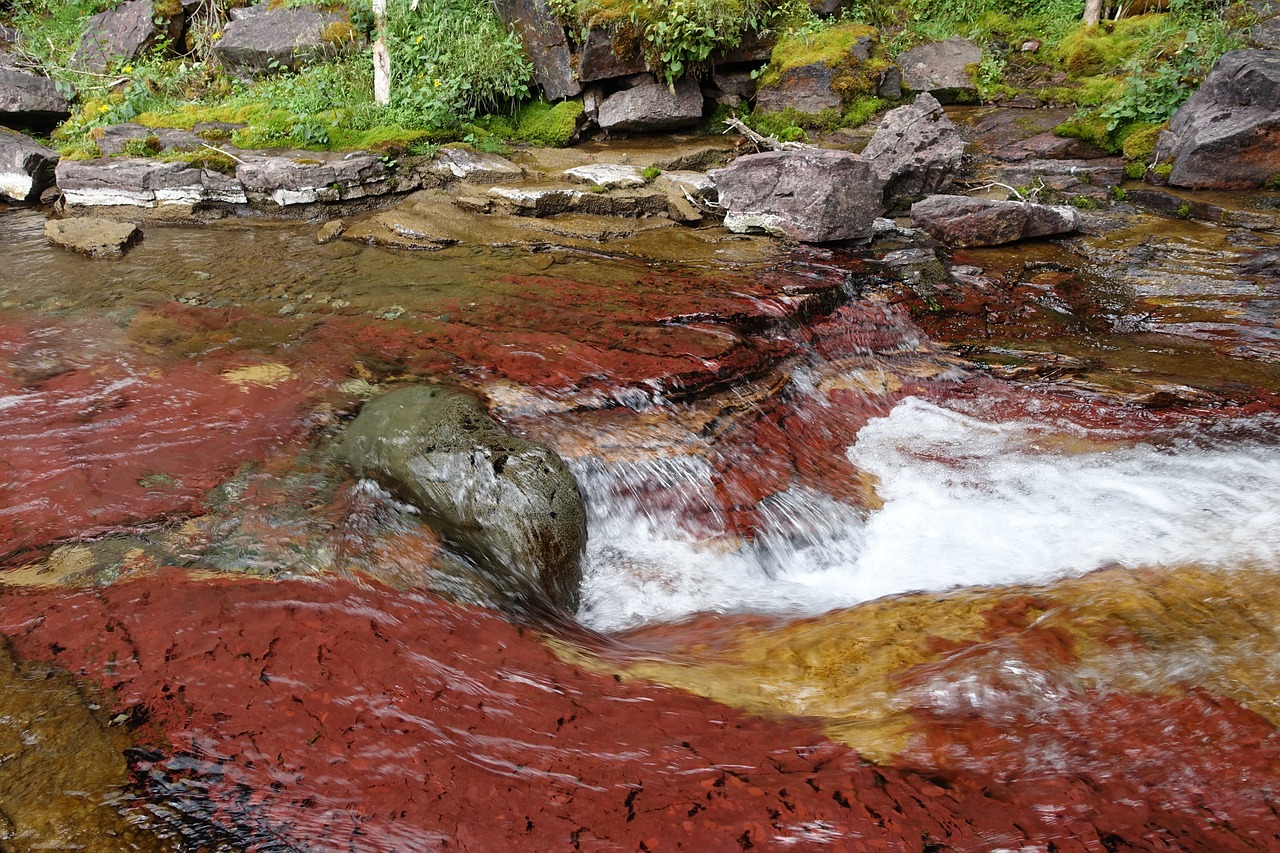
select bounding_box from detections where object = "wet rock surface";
[343,386,587,612]
[1,573,1277,851]
[3,124,1280,851]
[711,149,884,243]
[1156,49,1280,189]
[44,216,140,256]
[910,193,1081,246]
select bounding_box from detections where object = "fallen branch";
[201,143,247,164]
[722,117,817,152]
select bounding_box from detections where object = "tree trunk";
[373,0,390,106]
[1082,0,1103,26]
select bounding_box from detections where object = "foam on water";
[576,397,1280,632]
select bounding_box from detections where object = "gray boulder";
[44,217,140,257]
[709,148,884,243]
[56,157,247,207]
[213,5,343,75]
[754,63,842,115]
[236,151,414,206]
[0,126,58,201]
[896,37,981,103]
[493,0,579,100]
[342,386,587,613]
[909,194,1080,247]
[598,77,704,132]
[861,93,964,209]
[0,68,70,131]
[1154,49,1280,189]
[577,26,647,83]
[72,0,182,73]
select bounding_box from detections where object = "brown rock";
[43,216,141,257]
[909,194,1080,247]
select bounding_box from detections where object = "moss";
[1124,160,1147,179]
[1055,15,1176,76]
[1073,75,1125,107]
[158,148,240,174]
[1266,173,1280,191]
[842,96,886,127]
[1153,162,1173,179]
[1119,121,1164,162]
[56,138,104,160]
[153,0,183,17]
[761,23,882,98]
[1069,195,1097,209]
[321,21,357,44]
[1175,200,1191,218]
[641,165,661,182]
[751,105,842,135]
[1054,112,1118,153]
[508,100,584,147]
[747,108,803,139]
[120,135,162,157]
[1110,185,1127,200]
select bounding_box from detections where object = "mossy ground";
[2,0,1249,162]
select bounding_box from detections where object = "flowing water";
[3,191,1280,850]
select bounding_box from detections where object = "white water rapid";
[576,397,1280,632]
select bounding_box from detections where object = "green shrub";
[552,0,801,83]
[384,0,533,126]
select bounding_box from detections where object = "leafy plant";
[384,0,532,126]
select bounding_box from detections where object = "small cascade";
[575,394,1280,631]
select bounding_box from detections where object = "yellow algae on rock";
[586,565,1280,765]
[0,641,170,850]
[220,362,297,391]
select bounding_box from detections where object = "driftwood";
[722,117,818,152]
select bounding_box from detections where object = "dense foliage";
[0,0,1251,160]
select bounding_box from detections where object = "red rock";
[2,575,1277,850]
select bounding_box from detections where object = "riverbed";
[2,178,1280,849]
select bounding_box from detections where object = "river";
[1,184,1279,850]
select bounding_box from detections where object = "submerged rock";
[342,386,586,612]
[44,216,140,257]
[0,126,58,202]
[1155,49,1280,189]
[862,93,964,209]
[909,194,1080,247]
[710,148,883,243]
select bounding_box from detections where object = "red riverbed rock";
[0,313,348,562]
[2,574,1278,851]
